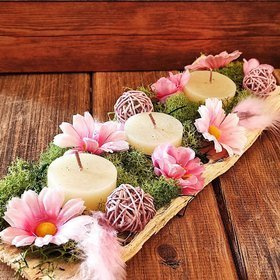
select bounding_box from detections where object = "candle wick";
[148,113,157,128]
[209,68,213,83]
[75,151,83,171]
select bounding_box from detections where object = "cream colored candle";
[124,112,183,155]
[184,70,236,102]
[47,153,117,210]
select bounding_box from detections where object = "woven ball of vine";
[243,66,277,97]
[114,90,153,123]
[105,184,156,233]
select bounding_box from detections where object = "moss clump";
[165,93,200,123]
[182,121,203,152]
[137,85,154,98]
[105,150,155,187]
[115,166,139,187]
[39,143,66,167]
[223,89,252,114]
[0,144,66,230]
[143,177,179,209]
[217,61,244,90]
[0,159,41,230]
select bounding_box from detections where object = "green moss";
[0,144,66,230]
[137,85,154,98]
[0,159,41,230]
[223,89,252,114]
[182,121,203,152]
[143,177,180,209]
[14,241,81,278]
[217,61,244,90]
[165,93,200,122]
[105,150,155,187]
[39,143,66,167]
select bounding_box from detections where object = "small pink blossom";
[185,50,242,71]
[0,188,93,247]
[243,58,274,76]
[54,112,129,155]
[151,71,190,102]
[195,98,247,156]
[152,144,204,195]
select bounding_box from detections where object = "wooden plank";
[0,73,90,279]
[0,2,279,72]
[1,0,278,2]
[212,73,280,279]
[213,132,280,279]
[1,36,278,73]
[93,71,238,279]
[1,3,279,37]
[126,187,238,280]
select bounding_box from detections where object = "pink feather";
[75,212,126,280]
[233,96,280,131]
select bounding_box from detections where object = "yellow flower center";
[182,173,192,180]
[209,125,221,140]
[35,222,57,237]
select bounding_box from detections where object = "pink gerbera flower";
[0,188,93,247]
[54,112,129,155]
[194,98,247,156]
[185,50,242,71]
[151,71,190,102]
[152,144,204,195]
[243,58,274,76]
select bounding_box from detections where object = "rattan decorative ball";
[105,184,156,233]
[243,66,277,97]
[114,90,153,123]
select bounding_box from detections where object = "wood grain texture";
[0,2,279,72]
[126,187,238,280]
[0,73,90,279]
[214,131,280,279]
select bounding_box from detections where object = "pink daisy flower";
[0,188,93,247]
[151,71,190,103]
[54,112,129,155]
[185,50,242,71]
[152,144,204,195]
[194,98,247,156]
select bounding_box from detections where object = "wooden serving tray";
[0,88,279,280]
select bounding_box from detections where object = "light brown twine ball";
[243,66,277,97]
[114,90,153,123]
[105,184,156,233]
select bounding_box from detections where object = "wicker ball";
[114,90,153,123]
[243,66,277,97]
[105,184,156,233]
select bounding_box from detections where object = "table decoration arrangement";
[0,50,279,280]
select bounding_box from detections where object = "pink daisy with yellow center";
[195,98,247,156]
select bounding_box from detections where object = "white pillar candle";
[184,70,236,102]
[47,153,117,211]
[124,112,183,155]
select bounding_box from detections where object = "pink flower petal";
[186,50,241,70]
[0,227,32,244]
[54,134,80,148]
[57,198,86,226]
[151,71,190,102]
[39,187,64,219]
[73,114,90,138]
[12,235,36,247]
[59,122,81,142]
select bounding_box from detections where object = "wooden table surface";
[0,71,279,280]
